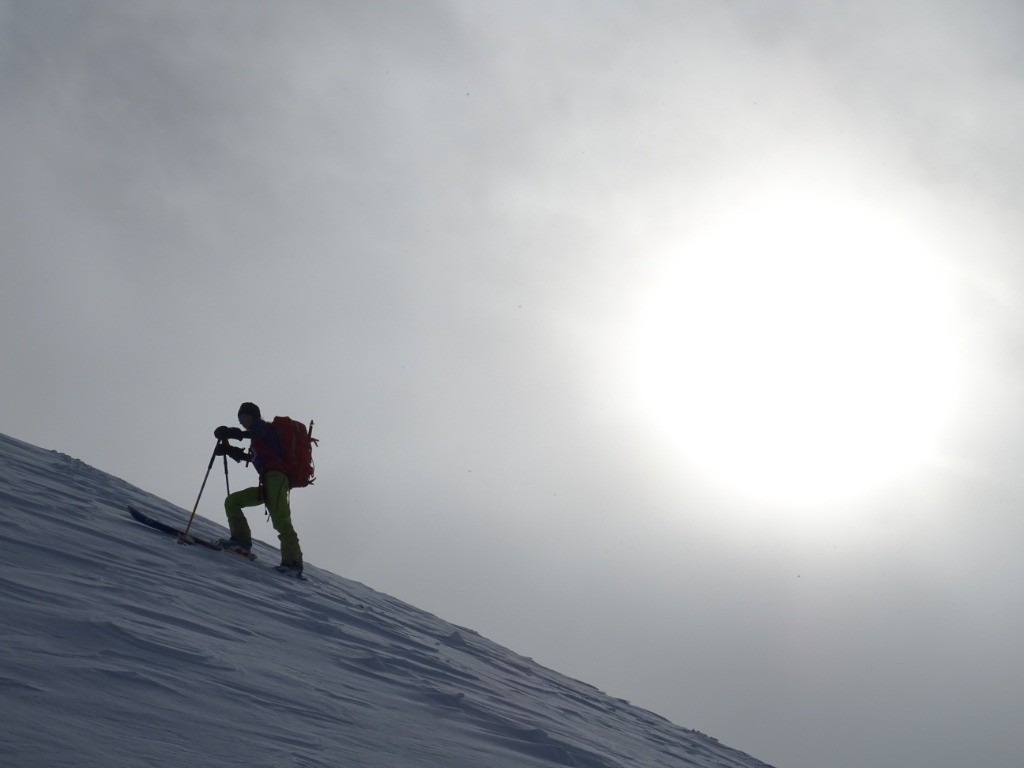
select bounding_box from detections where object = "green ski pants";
[224,470,303,565]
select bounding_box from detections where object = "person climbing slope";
[214,401,304,577]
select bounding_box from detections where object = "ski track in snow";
[0,432,774,768]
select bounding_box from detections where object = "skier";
[214,402,304,577]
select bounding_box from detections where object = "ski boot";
[219,537,252,555]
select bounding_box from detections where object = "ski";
[127,506,226,551]
[220,543,258,561]
[126,507,306,577]
[127,506,256,560]
[274,564,308,581]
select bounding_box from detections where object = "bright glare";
[631,188,963,511]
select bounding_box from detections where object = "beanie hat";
[238,402,261,421]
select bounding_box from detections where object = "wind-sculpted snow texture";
[0,432,774,768]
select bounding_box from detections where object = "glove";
[214,426,246,441]
[214,442,248,462]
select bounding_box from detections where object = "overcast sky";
[4,3,1024,767]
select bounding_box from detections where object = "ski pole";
[180,441,221,543]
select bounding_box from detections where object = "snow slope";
[0,432,774,768]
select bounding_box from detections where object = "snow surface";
[0,432,774,768]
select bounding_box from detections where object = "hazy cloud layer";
[4,3,1024,767]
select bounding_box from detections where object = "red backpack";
[269,417,317,488]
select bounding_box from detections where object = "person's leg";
[263,471,303,565]
[223,486,262,544]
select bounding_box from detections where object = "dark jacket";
[247,419,285,478]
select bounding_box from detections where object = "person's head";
[237,402,261,430]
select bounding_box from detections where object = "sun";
[630,187,963,511]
